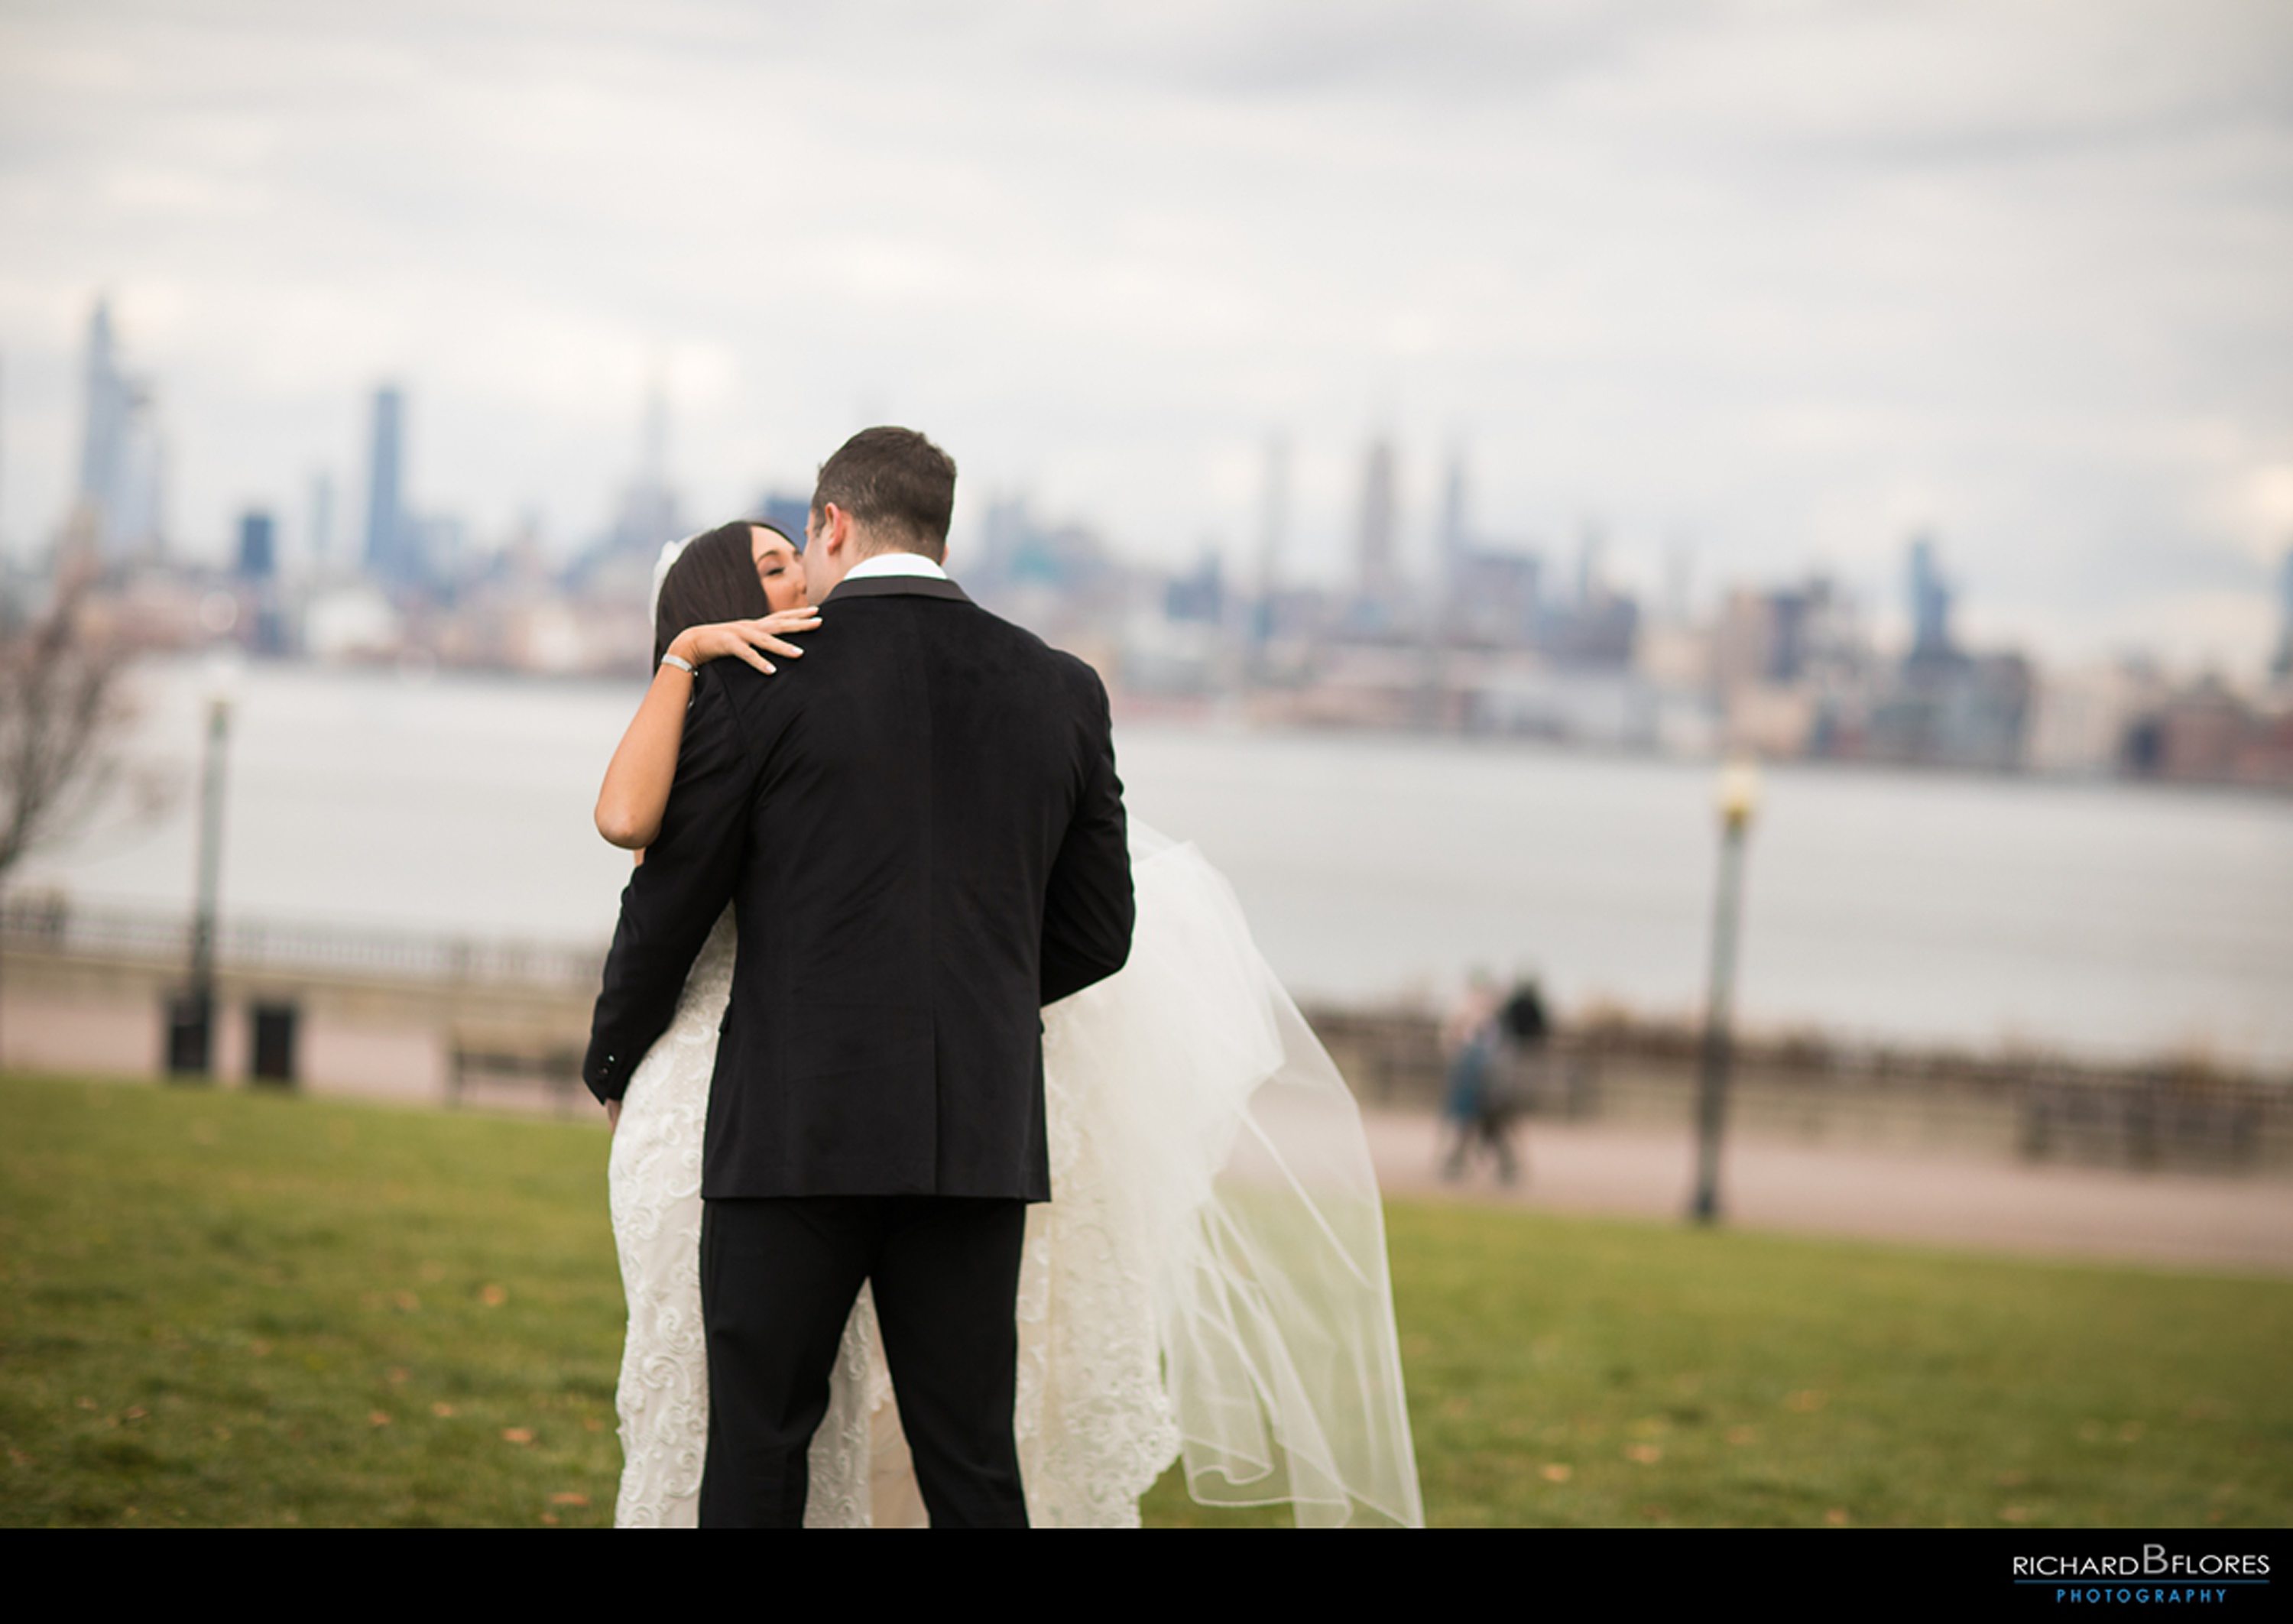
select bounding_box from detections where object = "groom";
[583,426,1134,1527]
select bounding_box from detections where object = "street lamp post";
[167,679,233,1079]
[1688,757,1760,1224]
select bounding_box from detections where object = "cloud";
[0,0,2288,666]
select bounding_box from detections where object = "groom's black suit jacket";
[582,574,1134,1202]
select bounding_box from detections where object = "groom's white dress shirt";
[841,552,949,582]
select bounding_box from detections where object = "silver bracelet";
[660,652,696,676]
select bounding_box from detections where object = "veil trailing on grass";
[1043,824,1425,1528]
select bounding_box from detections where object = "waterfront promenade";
[9,896,2288,1279]
[1364,1110,2293,1277]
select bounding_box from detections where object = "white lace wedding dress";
[607,825,1425,1528]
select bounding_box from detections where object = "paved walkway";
[1364,1110,2293,1278]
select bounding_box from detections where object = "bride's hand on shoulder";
[668,608,822,677]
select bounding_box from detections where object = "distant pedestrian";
[1500,977,1549,1050]
[1491,977,1552,1178]
[1440,972,1516,1184]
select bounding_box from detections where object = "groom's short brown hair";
[812,426,958,560]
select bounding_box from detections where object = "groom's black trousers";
[697,1194,1030,1528]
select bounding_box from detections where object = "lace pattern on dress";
[608,859,1239,1528]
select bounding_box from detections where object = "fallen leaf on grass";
[582,1417,605,1433]
[76,1397,97,1411]
[1824,1509,1849,1526]
[1627,1444,1663,1465]
[540,1512,559,1525]
[122,1406,148,1422]
[368,1412,391,1428]
[1725,1426,1756,1446]
[501,1428,534,1445]
[432,1403,456,1418]
[1539,1464,1572,1483]
[480,1284,508,1307]
[2000,1506,2029,1523]
[550,1493,589,1506]
[1785,1390,1828,1413]
[392,1292,420,1313]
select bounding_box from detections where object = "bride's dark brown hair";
[652,520,793,664]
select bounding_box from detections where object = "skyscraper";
[2272,546,2293,682]
[76,299,128,527]
[364,385,409,585]
[608,371,682,556]
[306,471,334,574]
[70,297,163,561]
[236,510,276,579]
[1909,533,1954,662]
[1356,437,1396,595]
[1437,449,1468,608]
[1256,432,1288,612]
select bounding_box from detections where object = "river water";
[17,659,2293,1068]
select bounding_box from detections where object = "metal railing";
[0,896,606,994]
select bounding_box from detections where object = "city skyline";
[2,2,2290,669]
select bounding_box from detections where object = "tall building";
[1255,433,1288,640]
[1437,450,1468,607]
[70,297,164,562]
[608,372,681,557]
[1355,437,1396,595]
[235,510,276,579]
[75,299,128,527]
[363,385,411,585]
[1575,523,1604,608]
[2272,546,2293,683]
[756,491,809,546]
[1908,533,1954,662]
[306,471,334,574]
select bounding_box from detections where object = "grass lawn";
[3,1072,2287,1528]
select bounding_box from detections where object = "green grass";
[2,1073,2286,1528]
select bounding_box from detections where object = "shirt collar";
[841,552,949,583]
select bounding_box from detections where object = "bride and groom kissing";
[584,426,1422,1528]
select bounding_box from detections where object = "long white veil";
[648,534,692,624]
[634,536,1421,1525]
[1043,823,1425,1528]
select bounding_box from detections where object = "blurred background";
[2,0,2290,1528]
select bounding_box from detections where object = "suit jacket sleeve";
[1040,667,1134,1006]
[583,667,757,1103]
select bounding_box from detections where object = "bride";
[596,517,1423,1528]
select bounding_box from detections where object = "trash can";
[166,993,213,1078]
[250,1001,298,1089]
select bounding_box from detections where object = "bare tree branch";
[0,562,139,883]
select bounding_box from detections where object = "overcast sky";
[2,0,2289,668]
